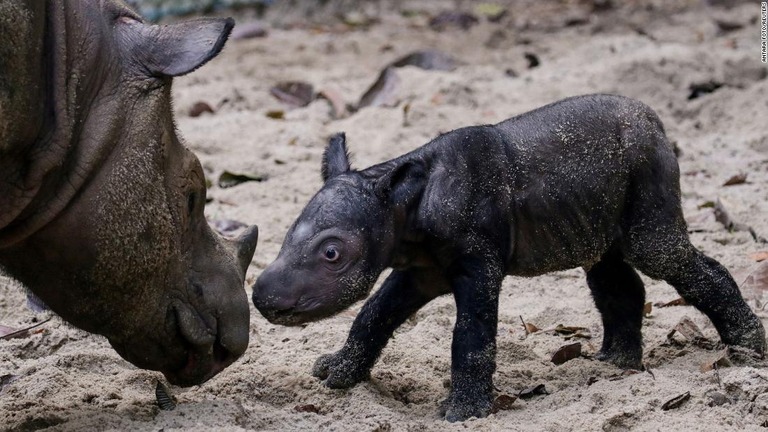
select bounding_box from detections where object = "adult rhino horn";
[116,15,234,78]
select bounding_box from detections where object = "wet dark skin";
[253,94,766,421]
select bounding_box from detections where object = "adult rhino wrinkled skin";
[0,0,258,386]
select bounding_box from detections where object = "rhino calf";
[253,94,766,421]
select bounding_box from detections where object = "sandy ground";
[2,0,768,430]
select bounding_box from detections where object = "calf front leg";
[313,268,449,388]
[441,255,503,422]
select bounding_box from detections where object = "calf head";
[0,1,257,386]
[253,133,424,325]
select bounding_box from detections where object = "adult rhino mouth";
[160,302,245,386]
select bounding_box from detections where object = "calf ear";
[375,161,426,208]
[118,17,234,78]
[322,133,352,181]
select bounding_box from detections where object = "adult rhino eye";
[324,246,340,263]
[187,192,197,215]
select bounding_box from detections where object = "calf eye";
[324,246,340,262]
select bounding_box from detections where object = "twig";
[520,315,529,336]
[0,317,52,340]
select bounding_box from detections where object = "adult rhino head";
[0,0,258,386]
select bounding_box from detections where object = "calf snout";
[252,266,303,325]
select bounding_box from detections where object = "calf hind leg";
[627,235,766,356]
[586,248,645,369]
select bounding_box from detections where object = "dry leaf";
[655,297,688,308]
[358,67,401,109]
[294,404,320,414]
[518,384,548,399]
[525,322,540,334]
[643,302,653,317]
[0,318,51,340]
[551,342,582,365]
[317,88,348,119]
[490,394,517,413]
[554,324,588,335]
[270,81,315,107]
[265,110,285,120]
[723,173,747,186]
[390,50,460,71]
[661,391,691,410]
[700,348,731,373]
[189,101,214,117]
[218,171,268,189]
[750,252,768,262]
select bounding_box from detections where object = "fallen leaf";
[490,394,517,413]
[391,50,460,71]
[317,88,348,119]
[669,317,705,340]
[358,66,401,109]
[189,101,214,117]
[643,302,653,317]
[700,348,732,372]
[661,391,691,410]
[655,297,688,308]
[742,261,768,294]
[155,381,176,411]
[551,342,582,365]
[554,324,588,335]
[473,3,508,22]
[265,110,285,120]
[524,52,540,68]
[750,252,768,262]
[218,171,268,189]
[525,322,540,334]
[688,81,723,100]
[294,404,320,414]
[270,81,315,107]
[518,384,548,399]
[231,21,268,40]
[429,11,479,31]
[722,173,747,186]
[209,219,248,236]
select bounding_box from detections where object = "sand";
[2,0,768,430]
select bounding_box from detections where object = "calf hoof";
[311,352,369,389]
[595,348,642,370]
[438,394,492,422]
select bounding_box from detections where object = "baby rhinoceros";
[253,94,766,422]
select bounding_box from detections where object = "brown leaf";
[554,324,588,335]
[358,67,401,109]
[294,404,320,414]
[525,322,540,334]
[551,342,582,365]
[661,391,691,411]
[218,171,268,189]
[317,88,348,119]
[390,50,460,71]
[723,173,747,186]
[189,101,214,117]
[643,302,653,317]
[429,11,479,31]
[750,252,768,262]
[490,394,517,413]
[655,297,688,308]
[700,348,731,373]
[265,110,285,120]
[518,384,548,399]
[270,81,315,107]
[743,261,768,294]
[231,21,268,40]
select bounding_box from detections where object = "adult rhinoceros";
[0,0,258,386]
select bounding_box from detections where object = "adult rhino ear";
[118,16,234,78]
[321,133,352,182]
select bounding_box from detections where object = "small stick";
[520,315,529,336]
[0,317,52,340]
